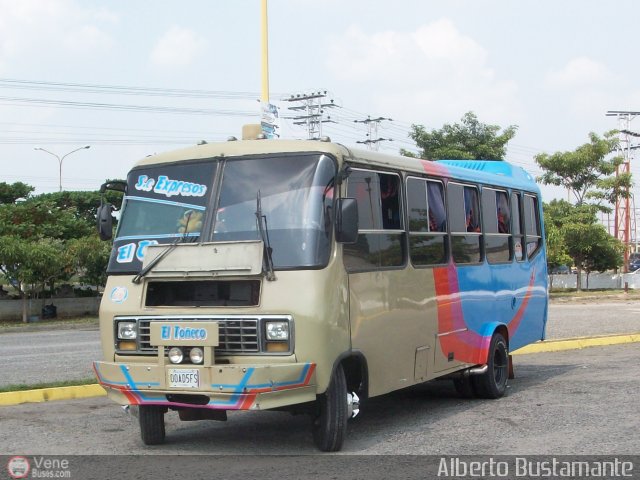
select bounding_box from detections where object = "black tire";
[139,405,166,445]
[472,332,509,399]
[312,364,348,452]
[452,375,475,398]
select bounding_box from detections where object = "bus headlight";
[189,347,204,364]
[117,321,137,340]
[168,347,184,364]
[265,321,289,341]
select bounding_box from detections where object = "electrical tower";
[354,116,393,151]
[606,110,639,270]
[285,91,337,139]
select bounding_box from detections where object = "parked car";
[550,265,571,274]
[628,258,640,272]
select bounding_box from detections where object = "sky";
[1,0,639,206]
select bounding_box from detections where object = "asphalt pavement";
[0,299,639,388]
[0,343,638,455]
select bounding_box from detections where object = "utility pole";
[285,91,337,139]
[260,0,269,103]
[354,116,393,151]
[606,110,638,271]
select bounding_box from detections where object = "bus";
[94,128,548,451]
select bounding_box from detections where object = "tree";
[543,201,573,287]
[535,131,630,208]
[0,236,72,322]
[67,235,112,289]
[0,182,34,204]
[543,200,623,291]
[405,111,517,160]
[37,188,123,228]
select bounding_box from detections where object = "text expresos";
[161,325,208,341]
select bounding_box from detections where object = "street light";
[34,145,91,192]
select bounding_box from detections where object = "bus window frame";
[523,192,543,260]
[343,167,407,273]
[481,186,512,265]
[405,175,449,268]
[511,190,526,263]
[447,181,483,266]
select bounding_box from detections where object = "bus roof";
[133,139,540,194]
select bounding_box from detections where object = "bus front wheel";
[472,332,509,399]
[312,364,348,452]
[139,405,166,445]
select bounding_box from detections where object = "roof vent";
[319,136,331,142]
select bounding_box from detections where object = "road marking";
[0,333,638,407]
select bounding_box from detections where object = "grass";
[0,315,99,329]
[549,288,640,299]
[0,377,97,393]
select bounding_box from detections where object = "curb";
[1,333,639,407]
[0,384,105,407]
[512,332,640,355]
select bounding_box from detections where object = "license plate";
[168,369,200,389]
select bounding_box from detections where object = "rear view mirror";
[335,198,358,244]
[97,203,114,240]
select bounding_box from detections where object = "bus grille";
[138,317,259,354]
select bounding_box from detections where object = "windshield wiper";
[131,211,194,284]
[255,191,276,281]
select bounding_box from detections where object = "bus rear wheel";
[472,332,509,399]
[312,364,348,452]
[139,405,166,445]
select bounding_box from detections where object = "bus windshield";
[107,153,335,274]
[213,154,336,269]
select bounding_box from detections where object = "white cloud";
[545,56,616,89]
[0,0,117,72]
[325,19,520,126]
[150,26,206,69]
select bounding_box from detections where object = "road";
[0,344,638,456]
[1,301,639,387]
[0,327,100,386]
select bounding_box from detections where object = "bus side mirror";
[97,203,114,241]
[336,198,358,244]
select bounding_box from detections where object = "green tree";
[0,183,120,320]
[0,182,34,204]
[67,235,112,289]
[0,236,72,322]
[38,187,124,228]
[404,111,517,160]
[0,198,93,240]
[544,200,623,291]
[535,131,630,208]
[543,201,573,281]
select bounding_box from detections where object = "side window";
[406,177,447,266]
[448,183,482,264]
[512,192,524,261]
[482,188,511,264]
[524,194,542,258]
[344,169,405,271]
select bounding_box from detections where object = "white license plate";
[168,368,200,389]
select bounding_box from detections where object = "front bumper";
[93,360,317,411]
